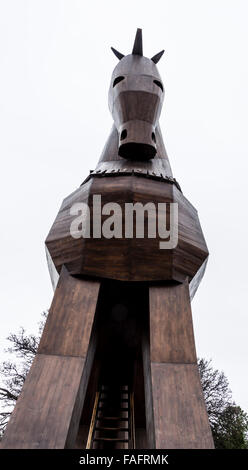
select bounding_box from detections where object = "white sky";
[0,0,248,413]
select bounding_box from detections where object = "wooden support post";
[144,281,214,449]
[0,266,100,449]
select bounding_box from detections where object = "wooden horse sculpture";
[1,29,214,449]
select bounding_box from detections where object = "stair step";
[98,407,129,412]
[93,437,129,442]
[99,398,129,402]
[96,416,129,421]
[100,387,128,392]
[95,427,129,432]
[87,383,133,449]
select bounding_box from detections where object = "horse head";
[108,29,165,161]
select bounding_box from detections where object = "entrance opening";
[74,280,149,449]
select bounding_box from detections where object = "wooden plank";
[142,331,156,449]
[0,354,86,449]
[145,282,214,449]
[151,363,214,449]
[38,266,100,357]
[149,282,197,363]
[45,180,92,276]
[1,268,100,449]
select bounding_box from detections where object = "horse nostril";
[121,129,127,140]
[152,132,156,143]
[119,142,156,160]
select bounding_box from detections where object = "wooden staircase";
[86,384,135,449]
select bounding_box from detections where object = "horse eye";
[153,80,163,92]
[113,76,125,87]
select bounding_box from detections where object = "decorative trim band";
[81,169,182,192]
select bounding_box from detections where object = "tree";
[198,358,248,448]
[211,405,248,449]
[198,357,232,428]
[0,312,47,435]
[0,315,248,448]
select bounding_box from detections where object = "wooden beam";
[0,267,100,449]
[143,281,214,449]
[149,282,196,363]
[151,363,214,448]
[38,266,99,357]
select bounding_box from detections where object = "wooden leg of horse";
[143,281,214,449]
[0,266,100,449]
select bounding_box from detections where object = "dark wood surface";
[109,55,164,160]
[96,124,172,172]
[46,180,93,278]
[0,267,100,449]
[46,174,208,299]
[110,54,162,83]
[38,266,100,357]
[132,28,143,55]
[142,328,156,449]
[144,281,214,449]
[149,282,197,363]
[151,363,214,449]
[0,354,86,449]
[151,50,165,64]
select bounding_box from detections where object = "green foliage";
[212,405,248,449]
[198,358,248,449]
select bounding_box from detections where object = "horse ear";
[111,47,124,60]
[151,50,165,64]
[111,30,163,63]
[132,28,143,56]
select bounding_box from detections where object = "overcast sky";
[0,0,248,413]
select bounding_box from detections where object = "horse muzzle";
[118,120,157,160]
